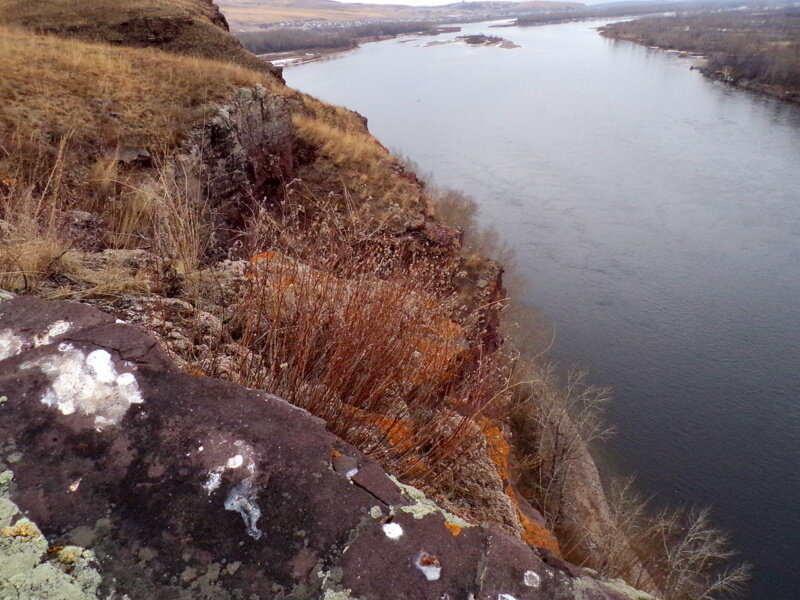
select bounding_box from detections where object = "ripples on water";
[286,20,800,599]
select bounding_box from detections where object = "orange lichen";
[331,449,342,457]
[481,418,562,556]
[276,274,295,291]
[250,250,276,263]
[373,415,417,454]
[481,418,511,483]
[507,484,561,554]
[1,520,38,540]
[444,522,462,537]
[186,369,205,376]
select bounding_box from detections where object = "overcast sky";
[335,0,610,6]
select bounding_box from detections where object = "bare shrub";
[510,362,614,527]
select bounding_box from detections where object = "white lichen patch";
[0,320,74,363]
[33,320,71,347]
[524,570,541,588]
[0,329,25,361]
[224,478,262,540]
[226,455,244,469]
[202,440,257,494]
[203,472,222,494]
[382,522,403,540]
[21,344,142,430]
[414,552,441,581]
[344,468,358,481]
[498,595,517,600]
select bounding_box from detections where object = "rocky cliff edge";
[0,295,653,600]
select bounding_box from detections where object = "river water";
[285,19,800,600]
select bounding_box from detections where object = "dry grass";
[178,199,512,483]
[292,114,386,168]
[0,0,221,27]
[0,141,71,293]
[0,26,273,177]
[0,0,275,72]
[291,97,429,219]
[0,25,271,293]
[0,142,207,296]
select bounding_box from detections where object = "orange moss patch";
[506,485,561,555]
[481,418,562,556]
[444,522,462,536]
[250,250,276,263]
[372,415,417,455]
[481,418,511,483]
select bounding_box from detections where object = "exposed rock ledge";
[0,296,652,600]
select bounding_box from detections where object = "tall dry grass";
[181,196,513,482]
[0,129,211,296]
[0,139,72,292]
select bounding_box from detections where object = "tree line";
[236,22,438,54]
[600,7,800,90]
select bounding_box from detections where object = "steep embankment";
[0,0,661,598]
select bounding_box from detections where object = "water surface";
[286,20,800,599]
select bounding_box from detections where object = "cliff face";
[0,295,653,600]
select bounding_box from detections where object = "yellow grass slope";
[0,0,275,72]
[0,26,276,178]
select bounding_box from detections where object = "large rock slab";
[0,296,654,600]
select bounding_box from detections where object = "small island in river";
[458,33,520,48]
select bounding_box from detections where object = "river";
[284,18,800,600]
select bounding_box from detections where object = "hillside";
[0,0,747,598]
[0,0,535,558]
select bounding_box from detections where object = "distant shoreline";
[599,27,800,106]
[257,27,462,68]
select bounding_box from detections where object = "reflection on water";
[286,19,800,599]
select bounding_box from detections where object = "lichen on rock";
[20,343,143,430]
[0,470,103,600]
[391,476,472,529]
